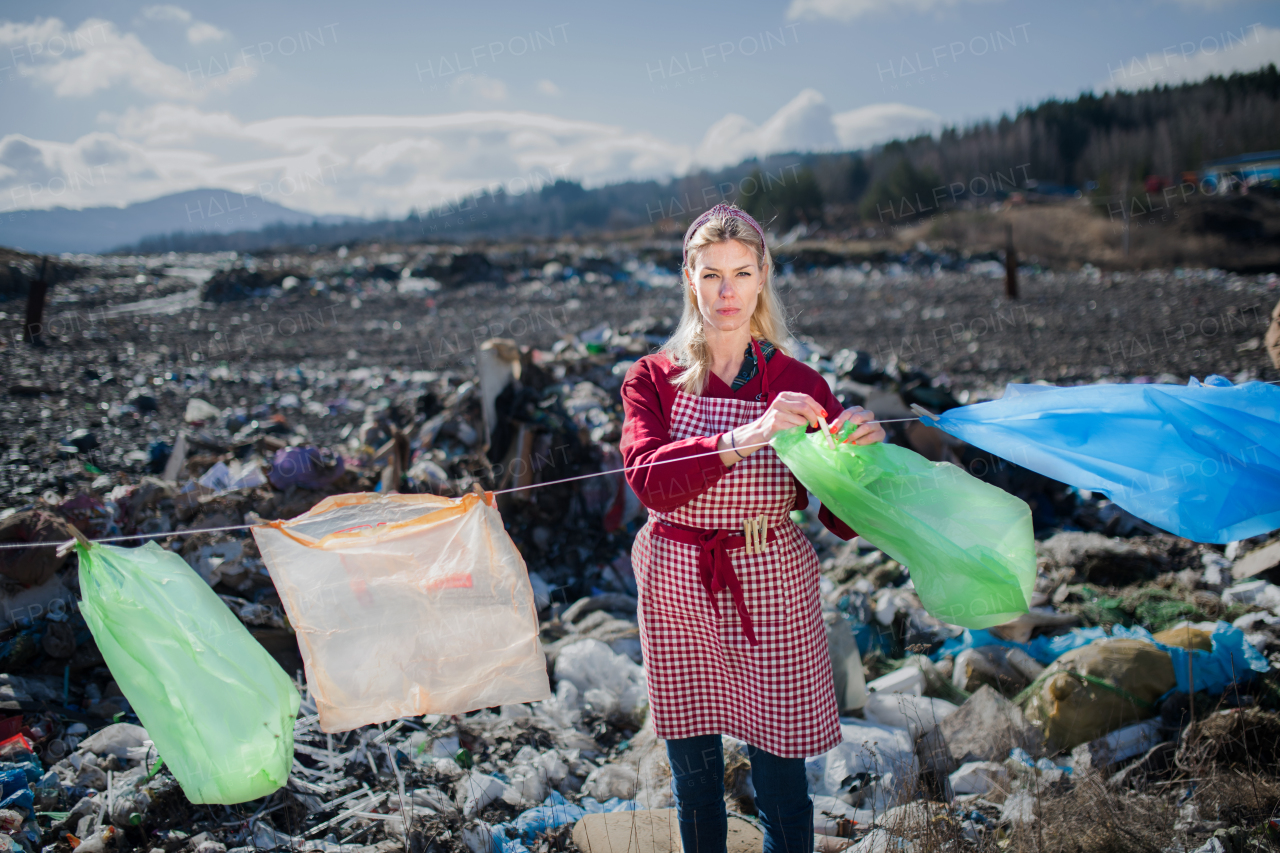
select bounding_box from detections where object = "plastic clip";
[910,404,941,424]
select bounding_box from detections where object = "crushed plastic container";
[253,492,550,732]
[865,666,924,696]
[76,541,299,804]
[1070,719,1163,773]
[773,424,1034,629]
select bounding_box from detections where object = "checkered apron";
[631,347,842,758]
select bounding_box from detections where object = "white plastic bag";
[554,639,648,722]
[253,492,549,732]
[863,693,957,738]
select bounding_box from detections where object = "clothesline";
[0,415,925,551]
[9,374,1280,552]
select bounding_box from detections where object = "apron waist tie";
[650,520,779,646]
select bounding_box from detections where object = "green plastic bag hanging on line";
[76,541,300,804]
[772,424,1035,629]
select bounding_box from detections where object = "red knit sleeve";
[620,358,730,512]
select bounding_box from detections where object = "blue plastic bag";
[0,765,26,800]
[493,792,641,850]
[1113,622,1269,694]
[934,376,1280,543]
[938,621,1268,694]
[937,626,1109,665]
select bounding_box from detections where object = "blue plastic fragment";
[493,792,643,848]
[936,626,1109,665]
[0,786,33,811]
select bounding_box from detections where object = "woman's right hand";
[752,392,828,441]
[718,392,827,465]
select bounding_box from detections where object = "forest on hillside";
[125,65,1280,253]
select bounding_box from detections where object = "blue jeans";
[666,735,812,853]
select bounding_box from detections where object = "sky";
[2,0,1278,218]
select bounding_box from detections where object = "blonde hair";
[660,208,791,394]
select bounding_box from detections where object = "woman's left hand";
[831,406,886,445]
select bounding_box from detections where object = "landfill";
[0,241,1278,852]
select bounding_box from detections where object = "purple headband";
[681,203,768,270]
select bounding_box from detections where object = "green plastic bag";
[772,424,1035,629]
[77,541,300,804]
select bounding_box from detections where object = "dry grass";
[1007,775,1179,853]
[908,194,1280,272]
[851,705,1280,853]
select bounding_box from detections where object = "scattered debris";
[0,243,1277,851]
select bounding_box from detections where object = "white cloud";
[787,0,1003,22]
[139,6,229,45]
[2,105,694,216]
[0,17,250,100]
[832,103,943,149]
[139,5,192,23]
[0,131,170,211]
[695,90,938,168]
[1,89,949,217]
[697,89,838,168]
[1100,23,1279,91]
[536,79,561,96]
[185,21,229,44]
[449,73,508,103]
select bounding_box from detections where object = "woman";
[620,204,886,853]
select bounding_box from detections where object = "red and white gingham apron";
[631,344,841,758]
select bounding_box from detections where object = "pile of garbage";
[2,505,1276,852]
[809,523,1280,851]
[1,243,1279,851]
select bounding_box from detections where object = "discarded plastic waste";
[1070,719,1163,773]
[1112,621,1270,695]
[949,760,1009,795]
[863,693,956,738]
[553,639,648,724]
[937,685,1045,766]
[76,541,300,804]
[253,491,550,731]
[809,719,918,812]
[267,445,345,491]
[1019,639,1173,753]
[825,612,869,712]
[773,423,1035,629]
[934,376,1280,543]
[866,666,924,696]
[952,645,1043,694]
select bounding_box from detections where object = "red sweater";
[620,350,857,540]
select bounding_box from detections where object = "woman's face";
[685,239,766,335]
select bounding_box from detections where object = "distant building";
[1201,150,1280,192]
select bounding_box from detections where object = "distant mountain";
[0,189,360,255]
